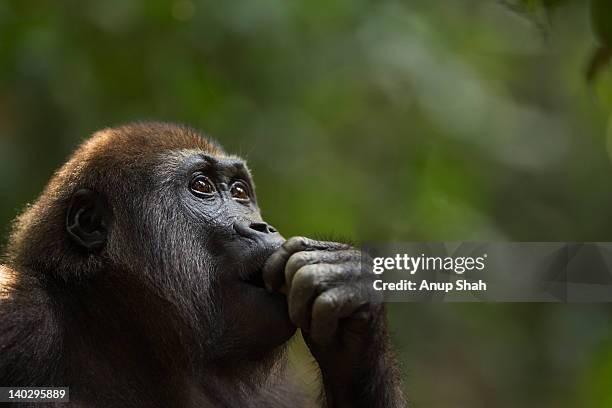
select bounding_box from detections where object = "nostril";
[268,226,277,233]
[249,222,271,234]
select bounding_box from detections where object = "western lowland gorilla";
[0,122,406,407]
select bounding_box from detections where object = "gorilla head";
[6,122,295,370]
[1,122,406,408]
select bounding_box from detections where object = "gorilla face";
[139,150,296,360]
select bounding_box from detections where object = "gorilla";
[0,122,405,407]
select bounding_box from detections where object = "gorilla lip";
[242,258,287,294]
[239,247,275,290]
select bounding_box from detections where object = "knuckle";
[283,236,310,251]
[316,292,338,311]
[292,265,320,288]
[286,251,313,271]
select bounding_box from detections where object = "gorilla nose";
[249,222,277,234]
[233,221,281,239]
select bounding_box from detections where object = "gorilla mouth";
[230,221,284,291]
[239,246,275,290]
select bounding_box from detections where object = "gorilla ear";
[66,189,110,251]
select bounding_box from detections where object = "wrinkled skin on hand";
[263,237,405,408]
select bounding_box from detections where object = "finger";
[288,264,347,330]
[284,250,361,292]
[262,245,292,292]
[310,286,367,345]
[262,237,348,292]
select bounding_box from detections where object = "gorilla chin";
[222,234,297,356]
[230,283,296,358]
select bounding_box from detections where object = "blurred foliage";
[508,0,612,81]
[2,0,612,406]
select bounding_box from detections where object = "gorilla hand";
[263,237,403,408]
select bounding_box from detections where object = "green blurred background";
[2,0,612,406]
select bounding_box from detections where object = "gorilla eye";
[190,176,216,198]
[230,181,250,202]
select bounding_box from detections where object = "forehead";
[157,149,251,178]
